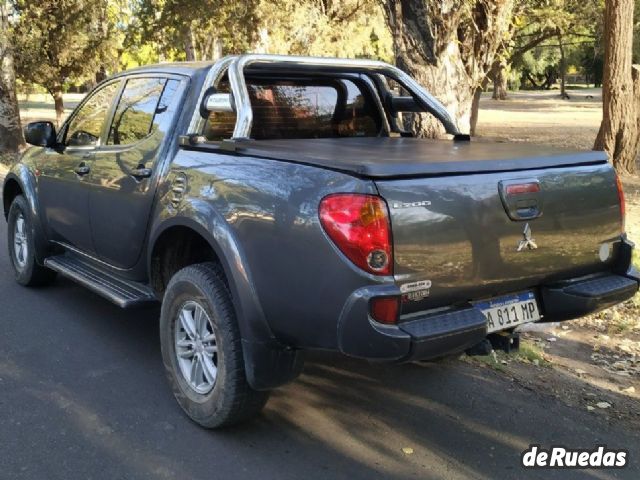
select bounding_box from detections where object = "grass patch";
[469,353,507,372]
[607,300,640,335]
[608,317,634,334]
[465,338,551,371]
[516,340,551,366]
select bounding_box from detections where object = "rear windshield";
[203,76,382,141]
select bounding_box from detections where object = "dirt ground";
[475,89,640,428]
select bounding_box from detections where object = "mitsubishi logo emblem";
[517,223,538,251]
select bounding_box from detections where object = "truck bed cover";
[233,137,608,178]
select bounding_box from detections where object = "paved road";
[0,211,638,479]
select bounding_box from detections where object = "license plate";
[475,291,540,333]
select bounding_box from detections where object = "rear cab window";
[203,75,383,141]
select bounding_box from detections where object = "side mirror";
[24,121,57,148]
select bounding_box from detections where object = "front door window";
[65,82,120,147]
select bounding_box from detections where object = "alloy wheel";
[13,213,28,269]
[174,301,218,394]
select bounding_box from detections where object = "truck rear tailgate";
[374,163,624,314]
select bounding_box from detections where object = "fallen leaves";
[590,351,640,377]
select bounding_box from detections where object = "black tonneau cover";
[232,137,608,178]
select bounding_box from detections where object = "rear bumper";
[337,237,639,362]
[396,306,487,361]
[540,234,638,321]
[540,272,638,322]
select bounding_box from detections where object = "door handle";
[74,163,91,176]
[131,166,152,179]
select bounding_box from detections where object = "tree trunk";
[557,31,568,99]
[594,0,638,174]
[399,45,476,137]
[95,66,106,84]
[383,0,514,137]
[542,70,556,89]
[0,1,24,153]
[184,26,197,61]
[632,65,640,166]
[212,38,223,61]
[492,63,508,100]
[52,86,65,128]
[470,86,483,136]
[525,72,540,89]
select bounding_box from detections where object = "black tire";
[7,195,57,286]
[160,262,269,428]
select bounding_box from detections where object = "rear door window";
[107,77,176,145]
[203,77,382,141]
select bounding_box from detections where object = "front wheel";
[7,195,56,286]
[160,262,269,428]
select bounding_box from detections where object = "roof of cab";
[113,61,216,78]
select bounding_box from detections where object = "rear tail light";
[319,194,393,275]
[615,174,626,233]
[370,297,400,324]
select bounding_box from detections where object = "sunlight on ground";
[17,93,84,125]
[476,90,603,152]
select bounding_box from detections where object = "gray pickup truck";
[3,54,638,428]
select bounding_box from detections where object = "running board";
[44,254,157,308]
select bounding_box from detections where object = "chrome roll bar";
[190,54,461,140]
[187,55,235,134]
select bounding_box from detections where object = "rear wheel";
[160,262,269,428]
[7,195,56,286]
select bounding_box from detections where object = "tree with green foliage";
[491,0,602,98]
[580,44,604,86]
[254,0,392,60]
[11,0,115,126]
[129,0,259,61]
[127,0,392,63]
[0,0,24,152]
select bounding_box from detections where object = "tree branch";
[510,28,558,64]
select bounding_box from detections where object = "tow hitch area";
[489,332,520,353]
[465,332,521,356]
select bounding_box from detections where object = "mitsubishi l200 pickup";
[3,54,638,427]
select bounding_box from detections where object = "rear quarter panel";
[151,148,386,349]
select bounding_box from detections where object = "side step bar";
[44,254,157,308]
